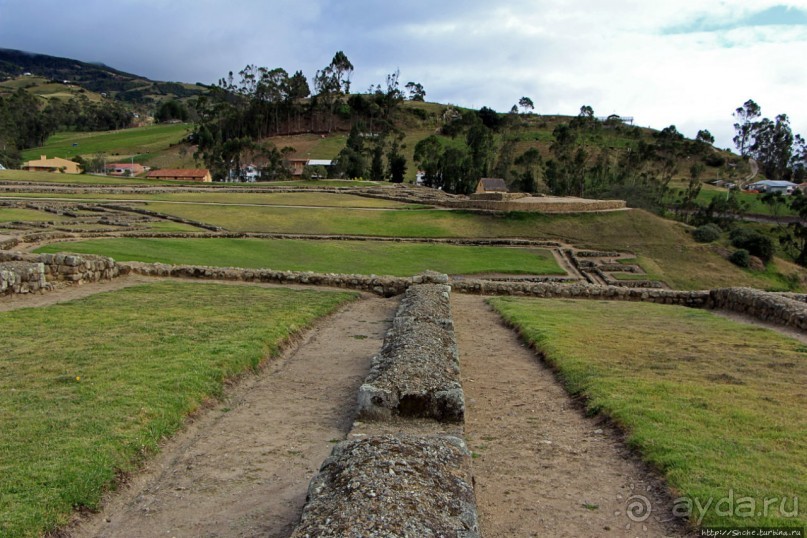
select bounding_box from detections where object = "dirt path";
[452,294,686,538]
[66,294,397,538]
[0,275,154,312]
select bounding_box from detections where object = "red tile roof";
[147,169,210,179]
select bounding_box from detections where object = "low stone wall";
[357,282,465,422]
[291,435,479,538]
[0,251,120,285]
[2,249,806,333]
[0,237,20,250]
[0,261,47,295]
[708,288,807,330]
[124,261,413,297]
[2,229,564,249]
[452,279,710,307]
[97,204,222,231]
[444,198,626,213]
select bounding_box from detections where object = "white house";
[746,180,798,195]
[226,164,261,182]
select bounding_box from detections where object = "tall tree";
[370,143,385,181]
[733,99,761,157]
[518,96,534,114]
[696,129,715,145]
[751,114,794,181]
[413,135,444,188]
[313,51,354,131]
[405,81,426,101]
[780,191,807,266]
[387,136,407,183]
[466,123,496,179]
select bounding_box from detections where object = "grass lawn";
[0,207,59,223]
[0,282,356,537]
[130,204,805,291]
[35,238,564,276]
[489,297,806,529]
[0,190,419,208]
[0,170,164,186]
[20,124,192,161]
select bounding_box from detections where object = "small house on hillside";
[105,163,146,176]
[22,155,81,174]
[288,158,334,177]
[146,169,212,182]
[475,178,508,194]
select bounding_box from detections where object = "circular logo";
[626,494,652,522]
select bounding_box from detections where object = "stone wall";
[357,282,465,422]
[292,279,479,537]
[1,248,805,332]
[0,261,47,295]
[708,288,807,330]
[443,198,627,213]
[0,251,120,286]
[291,435,479,538]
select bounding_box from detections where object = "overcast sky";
[2,0,806,149]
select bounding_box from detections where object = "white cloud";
[1,0,806,148]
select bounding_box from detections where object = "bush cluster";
[729,249,751,268]
[693,223,722,243]
[730,228,774,263]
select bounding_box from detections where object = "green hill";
[0,48,207,108]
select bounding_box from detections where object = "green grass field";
[35,238,564,276]
[20,124,192,161]
[124,204,802,291]
[0,207,59,223]
[0,282,355,537]
[489,297,806,529]
[0,190,419,208]
[0,170,160,185]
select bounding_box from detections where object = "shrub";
[704,154,726,167]
[729,249,750,268]
[730,229,774,263]
[693,223,722,243]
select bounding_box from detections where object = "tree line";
[733,99,806,182]
[191,51,427,181]
[0,89,132,167]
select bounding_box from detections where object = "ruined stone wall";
[357,281,465,422]
[443,198,627,212]
[0,261,46,295]
[2,248,805,332]
[0,251,120,287]
[292,280,479,537]
[708,288,807,330]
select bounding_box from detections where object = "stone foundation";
[0,261,47,295]
[0,251,120,288]
[291,435,479,538]
[357,283,465,422]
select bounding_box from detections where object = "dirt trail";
[452,294,686,538]
[66,294,397,538]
